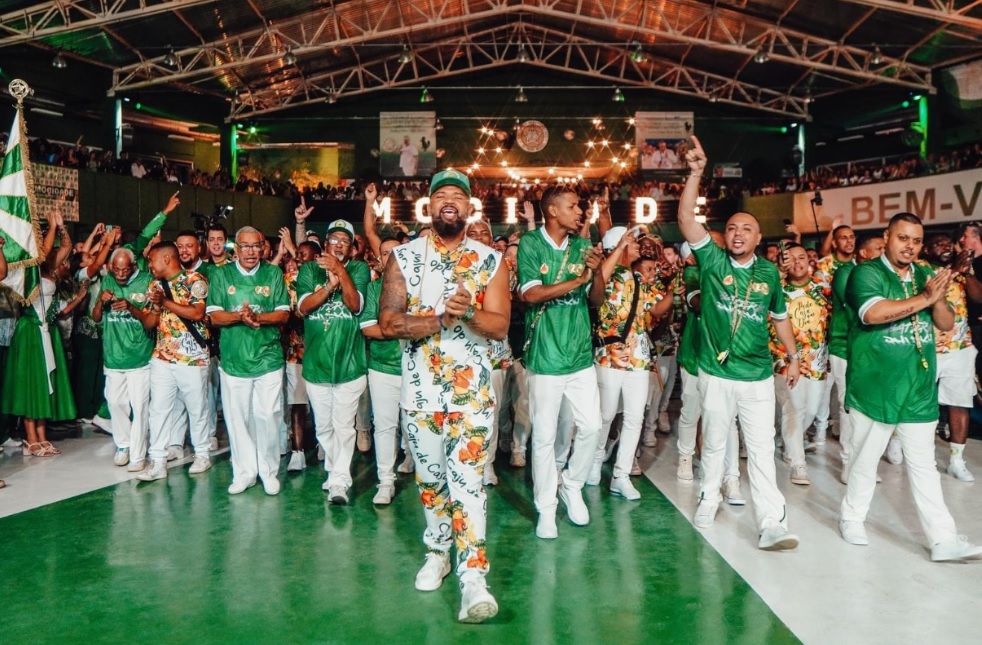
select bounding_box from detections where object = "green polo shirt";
[102,270,155,370]
[360,278,401,376]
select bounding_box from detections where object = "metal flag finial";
[8,79,33,103]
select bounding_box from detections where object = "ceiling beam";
[837,0,982,31]
[228,23,811,121]
[0,0,218,48]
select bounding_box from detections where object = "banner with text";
[34,163,79,221]
[379,112,437,179]
[792,168,982,233]
[635,111,693,179]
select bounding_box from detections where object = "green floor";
[0,454,798,645]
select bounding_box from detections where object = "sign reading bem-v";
[793,168,982,232]
[379,112,437,179]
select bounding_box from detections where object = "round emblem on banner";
[517,120,549,153]
[228,286,236,295]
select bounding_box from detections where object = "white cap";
[601,226,628,252]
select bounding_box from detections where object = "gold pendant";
[920,357,929,370]
[717,350,729,364]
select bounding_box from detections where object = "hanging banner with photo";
[379,112,437,179]
[34,163,80,222]
[635,112,693,180]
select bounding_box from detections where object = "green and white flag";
[0,102,43,304]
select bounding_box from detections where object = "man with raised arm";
[379,169,509,623]
[677,136,801,551]
[839,213,982,561]
[517,186,605,540]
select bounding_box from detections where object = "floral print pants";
[402,407,493,578]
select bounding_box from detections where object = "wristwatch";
[787,350,802,361]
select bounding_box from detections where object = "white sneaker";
[657,411,671,434]
[287,450,307,472]
[397,453,415,474]
[586,459,603,486]
[885,437,903,465]
[263,477,281,496]
[414,552,452,591]
[839,520,869,546]
[356,430,372,453]
[127,459,147,473]
[758,526,799,551]
[790,463,810,485]
[722,477,746,506]
[113,447,130,467]
[693,498,719,529]
[931,535,982,562]
[642,431,658,448]
[677,455,694,481]
[536,508,558,539]
[166,445,184,461]
[209,436,219,452]
[373,483,395,505]
[328,484,349,505]
[610,475,641,501]
[509,451,526,468]
[93,415,113,435]
[947,458,975,482]
[136,459,168,482]
[483,463,498,487]
[458,577,498,624]
[228,478,256,495]
[559,481,590,525]
[188,455,211,475]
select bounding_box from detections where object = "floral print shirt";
[931,268,972,353]
[594,266,663,371]
[148,270,210,367]
[283,270,305,364]
[769,277,831,380]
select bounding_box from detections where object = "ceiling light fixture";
[514,86,528,103]
[612,87,625,102]
[630,42,645,63]
[283,48,298,66]
[516,43,529,63]
[52,51,67,69]
[753,47,769,64]
[398,44,413,64]
[871,45,883,66]
[435,118,444,131]
[420,87,434,103]
[326,91,337,104]
[163,47,179,68]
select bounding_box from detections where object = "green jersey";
[188,259,215,281]
[517,228,594,375]
[845,256,938,424]
[124,212,167,271]
[102,269,154,370]
[677,265,701,375]
[829,262,858,359]
[692,239,787,382]
[298,259,370,384]
[206,262,289,378]
[360,278,401,376]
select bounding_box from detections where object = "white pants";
[775,375,826,467]
[208,358,220,437]
[813,369,834,434]
[553,398,576,472]
[221,368,284,486]
[368,370,400,485]
[841,410,957,546]
[355,386,372,434]
[148,360,212,461]
[829,356,852,461]
[104,365,150,461]
[699,371,788,531]
[285,362,308,405]
[487,368,507,469]
[499,361,531,454]
[677,368,739,478]
[645,355,677,430]
[596,366,649,478]
[307,376,368,488]
[528,367,602,512]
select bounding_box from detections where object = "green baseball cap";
[326,219,355,241]
[429,169,471,198]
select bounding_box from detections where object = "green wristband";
[461,304,476,322]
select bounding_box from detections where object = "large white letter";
[504,197,518,224]
[372,197,391,224]
[468,198,484,223]
[635,197,658,224]
[415,197,432,224]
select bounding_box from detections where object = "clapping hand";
[442,281,472,327]
[240,302,260,329]
[923,267,953,305]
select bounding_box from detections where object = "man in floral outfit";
[379,169,510,623]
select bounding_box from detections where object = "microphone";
[811,190,823,206]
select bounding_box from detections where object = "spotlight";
[803,90,813,104]
[514,86,528,103]
[435,118,444,131]
[612,87,625,103]
[419,87,434,103]
[871,45,883,66]
[163,47,179,68]
[516,44,529,63]
[630,42,645,63]
[52,52,67,69]
[753,47,769,64]
[283,48,298,66]
[398,44,413,64]
[326,91,337,104]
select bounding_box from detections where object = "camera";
[192,204,233,235]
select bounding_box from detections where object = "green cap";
[326,219,355,241]
[429,169,471,198]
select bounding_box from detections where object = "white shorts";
[285,362,308,405]
[936,345,978,408]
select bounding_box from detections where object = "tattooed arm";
[378,255,441,340]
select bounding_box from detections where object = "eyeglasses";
[238,243,263,252]
[327,236,351,247]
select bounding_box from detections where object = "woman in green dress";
[2,212,77,456]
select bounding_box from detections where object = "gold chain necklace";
[717,261,757,365]
[894,266,930,371]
